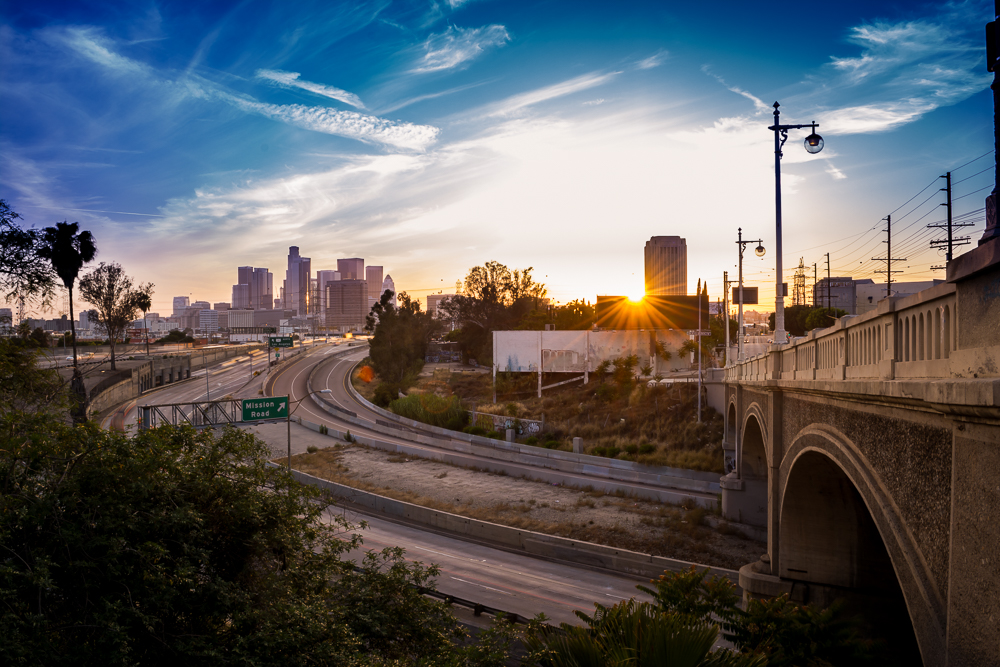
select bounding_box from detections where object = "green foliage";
[551,298,596,330]
[389,393,468,430]
[441,260,547,361]
[524,597,761,667]
[156,329,195,344]
[0,419,474,665]
[0,200,57,305]
[78,262,153,370]
[804,307,848,332]
[0,338,71,418]
[612,354,639,387]
[366,290,438,386]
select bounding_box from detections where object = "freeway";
[267,347,719,506]
[100,343,659,626]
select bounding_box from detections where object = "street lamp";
[736,228,764,362]
[287,389,332,470]
[769,102,823,343]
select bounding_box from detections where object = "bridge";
[720,237,999,666]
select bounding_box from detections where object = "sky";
[2,0,996,318]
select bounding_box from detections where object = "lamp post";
[736,228,765,362]
[768,102,824,344]
[287,389,332,470]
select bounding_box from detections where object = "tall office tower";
[284,247,311,317]
[337,257,364,281]
[365,265,384,303]
[325,279,368,332]
[644,236,688,295]
[232,283,251,309]
[213,302,230,311]
[427,294,456,318]
[316,270,340,317]
[381,275,396,307]
[253,267,273,309]
[172,296,190,317]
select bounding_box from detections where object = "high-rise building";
[325,279,368,332]
[381,275,396,307]
[232,283,251,309]
[337,258,364,281]
[253,267,273,309]
[198,309,219,335]
[284,247,311,317]
[366,265,384,306]
[316,270,341,318]
[213,302,230,311]
[172,296,190,317]
[644,236,688,295]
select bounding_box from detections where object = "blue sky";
[2,0,995,317]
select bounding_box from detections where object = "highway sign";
[242,396,288,422]
[269,336,293,348]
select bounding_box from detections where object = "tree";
[0,415,471,665]
[440,260,547,362]
[804,307,848,332]
[78,262,153,370]
[0,200,56,306]
[37,221,98,371]
[134,289,153,356]
[552,299,596,330]
[365,289,439,404]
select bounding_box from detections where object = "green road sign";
[242,396,288,422]
[269,336,293,348]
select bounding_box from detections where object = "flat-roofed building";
[644,236,687,295]
[325,279,368,332]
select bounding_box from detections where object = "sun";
[627,294,644,304]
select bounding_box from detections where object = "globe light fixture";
[804,127,824,154]
[755,244,766,257]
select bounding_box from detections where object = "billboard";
[731,287,758,305]
[495,329,692,375]
[595,294,708,330]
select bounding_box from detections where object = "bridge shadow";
[780,448,922,665]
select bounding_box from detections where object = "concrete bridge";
[721,238,999,667]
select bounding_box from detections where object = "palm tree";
[134,291,152,356]
[38,222,97,369]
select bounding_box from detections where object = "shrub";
[486,430,501,440]
[389,393,467,431]
[524,436,539,446]
[318,425,328,436]
[595,384,616,403]
[544,440,562,449]
[463,425,488,436]
[639,443,656,455]
[306,445,318,454]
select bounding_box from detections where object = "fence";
[468,411,544,436]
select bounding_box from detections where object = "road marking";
[450,577,512,595]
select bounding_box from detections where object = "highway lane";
[269,348,719,505]
[337,508,651,627]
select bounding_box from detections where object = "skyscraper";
[644,236,688,295]
[316,270,341,318]
[284,247,311,317]
[172,296,190,317]
[337,258,364,281]
[325,279,368,332]
[365,265,383,307]
[253,267,273,309]
[381,275,396,307]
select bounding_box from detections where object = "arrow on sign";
[277,400,287,414]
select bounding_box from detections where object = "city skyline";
[1,1,995,317]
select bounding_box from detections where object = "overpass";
[720,237,999,666]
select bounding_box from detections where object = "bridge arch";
[740,404,768,478]
[778,425,941,666]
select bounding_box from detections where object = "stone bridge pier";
[721,237,1000,667]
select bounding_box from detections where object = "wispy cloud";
[825,163,847,180]
[703,67,770,113]
[636,50,668,70]
[377,80,490,114]
[412,24,509,73]
[582,99,605,106]
[220,93,439,151]
[256,69,366,109]
[486,71,618,117]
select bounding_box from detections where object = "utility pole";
[930,172,972,268]
[812,263,817,306]
[825,253,832,309]
[723,270,731,366]
[990,4,1000,244]
[872,214,906,298]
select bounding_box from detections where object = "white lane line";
[409,544,489,564]
[450,577,512,595]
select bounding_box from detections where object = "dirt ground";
[288,441,764,571]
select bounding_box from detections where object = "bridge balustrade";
[725,282,960,382]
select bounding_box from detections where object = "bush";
[463,425,488,436]
[595,384,616,403]
[523,436,539,446]
[544,440,562,450]
[639,443,656,455]
[372,382,401,407]
[307,445,318,454]
[486,430,501,440]
[624,443,639,456]
[389,393,468,431]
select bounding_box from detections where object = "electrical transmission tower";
[792,257,807,306]
[929,171,973,270]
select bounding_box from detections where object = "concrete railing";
[305,354,722,504]
[725,282,969,384]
